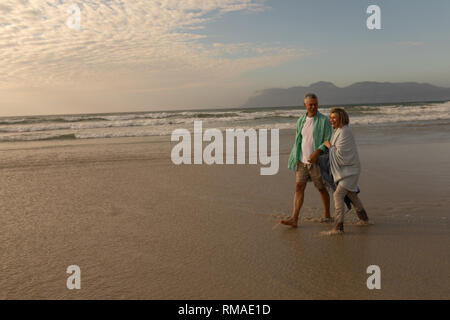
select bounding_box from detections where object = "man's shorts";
[295,162,326,189]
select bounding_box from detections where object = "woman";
[323,108,369,234]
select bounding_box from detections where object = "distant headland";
[243,81,450,107]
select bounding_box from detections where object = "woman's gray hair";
[330,108,349,127]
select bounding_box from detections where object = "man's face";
[304,97,318,116]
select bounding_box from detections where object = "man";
[281,93,332,228]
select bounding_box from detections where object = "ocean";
[0,100,449,142]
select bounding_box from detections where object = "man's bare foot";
[280,217,298,228]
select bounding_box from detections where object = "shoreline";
[1,99,449,119]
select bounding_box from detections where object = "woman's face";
[329,112,340,129]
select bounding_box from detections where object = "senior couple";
[281,93,369,234]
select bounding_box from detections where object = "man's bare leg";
[281,182,306,228]
[318,187,331,220]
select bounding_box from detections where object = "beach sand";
[0,128,449,299]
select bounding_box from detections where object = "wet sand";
[0,129,449,299]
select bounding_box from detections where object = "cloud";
[0,4,13,13]
[0,0,304,94]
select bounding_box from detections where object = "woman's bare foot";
[320,229,344,236]
[320,222,344,235]
[280,217,298,228]
[356,209,369,221]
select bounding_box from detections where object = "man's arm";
[294,118,302,165]
[288,118,300,170]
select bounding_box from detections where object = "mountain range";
[242,81,450,107]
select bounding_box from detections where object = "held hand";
[308,150,321,163]
[323,140,331,149]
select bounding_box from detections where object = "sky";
[1,0,449,116]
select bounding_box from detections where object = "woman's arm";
[331,127,358,167]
